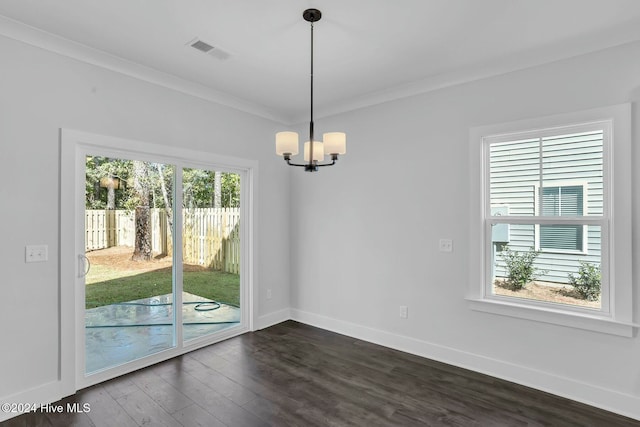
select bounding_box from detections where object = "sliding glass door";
[84,156,178,374]
[182,168,241,342]
[67,133,252,386]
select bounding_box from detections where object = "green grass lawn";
[85,266,240,309]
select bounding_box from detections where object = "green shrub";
[499,246,546,290]
[568,261,601,301]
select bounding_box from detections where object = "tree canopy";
[85,156,241,210]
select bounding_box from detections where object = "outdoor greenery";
[85,266,240,309]
[86,156,242,261]
[85,156,240,210]
[568,261,601,301]
[499,246,547,290]
[183,168,240,209]
[84,156,242,309]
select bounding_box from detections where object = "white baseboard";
[290,308,640,421]
[256,308,291,330]
[0,380,68,422]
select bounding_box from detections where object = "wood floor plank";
[76,386,138,427]
[241,396,315,427]
[170,403,227,427]
[115,389,181,427]
[160,355,258,406]
[128,369,192,414]
[156,366,266,427]
[100,377,139,401]
[4,320,639,426]
[1,411,54,427]
[42,398,95,427]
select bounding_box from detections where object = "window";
[468,104,632,336]
[537,184,586,253]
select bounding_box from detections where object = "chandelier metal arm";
[283,154,337,171]
[315,160,337,167]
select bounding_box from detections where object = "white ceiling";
[2,0,640,124]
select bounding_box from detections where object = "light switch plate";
[26,245,48,263]
[439,239,453,252]
[400,305,408,319]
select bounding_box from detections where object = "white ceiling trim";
[0,15,286,124]
[3,14,640,127]
[303,21,640,125]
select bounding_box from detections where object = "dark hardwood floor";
[3,320,639,426]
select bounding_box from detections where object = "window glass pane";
[560,186,583,215]
[490,130,603,218]
[542,131,603,216]
[541,185,583,217]
[491,225,601,310]
[489,138,540,216]
[540,224,583,251]
[541,187,560,216]
[539,184,585,252]
[84,156,176,374]
[182,168,241,342]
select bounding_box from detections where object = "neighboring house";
[490,129,603,284]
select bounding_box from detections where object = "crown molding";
[3,13,640,127]
[297,21,640,125]
[0,15,287,125]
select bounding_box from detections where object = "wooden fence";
[85,210,135,250]
[85,208,240,273]
[183,208,240,273]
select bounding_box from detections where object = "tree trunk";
[106,178,116,210]
[132,160,152,261]
[133,205,152,260]
[156,164,173,228]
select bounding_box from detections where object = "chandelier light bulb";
[275,131,299,155]
[304,141,324,162]
[323,132,346,155]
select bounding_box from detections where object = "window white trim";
[484,128,609,314]
[468,104,632,337]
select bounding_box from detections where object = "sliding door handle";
[78,254,91,278]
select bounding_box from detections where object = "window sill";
[466,298,633,337]
[537,248,587,256]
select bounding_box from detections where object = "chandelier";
[275,9,346,172]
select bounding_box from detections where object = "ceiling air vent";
[190,39,214,53]
[188,38,231,60]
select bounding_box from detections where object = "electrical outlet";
[438,238,453,252]
[26,245,48,263]
[400,305,408,319]
[266,289,272,300]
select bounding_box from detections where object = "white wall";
[290,41,640,418]
[2,21,640,421]
[0,35,290,402]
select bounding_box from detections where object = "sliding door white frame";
[60,129,258,391]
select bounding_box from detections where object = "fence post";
[158,209,168,255]
[106,210,116,247]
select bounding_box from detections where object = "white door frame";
[60,129,258,391]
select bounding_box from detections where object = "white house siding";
[490,130,603,283]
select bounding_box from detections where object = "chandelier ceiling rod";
[274,9,347,172]
[308,9,315,162]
